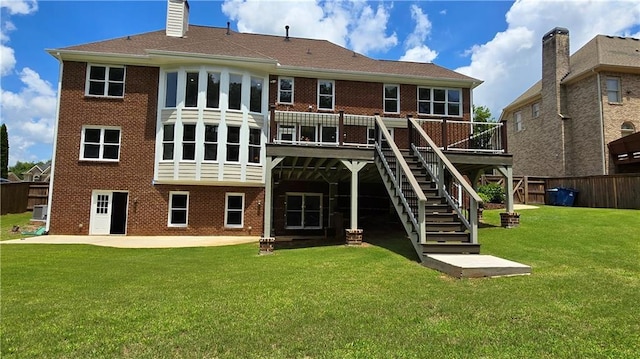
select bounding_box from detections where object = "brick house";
[45,0,514,258]
[500,27,640,177]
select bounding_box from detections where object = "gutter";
[46,55,63,232]
[596,71,607,174]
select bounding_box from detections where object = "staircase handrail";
[409,117,482,243]
[374,116,427,244]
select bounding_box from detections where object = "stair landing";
[424,254,531,278]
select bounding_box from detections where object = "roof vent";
[285,25,290,41]
[226,21,230,35]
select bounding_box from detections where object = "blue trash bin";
[556,188,578,206]
[547,188,559,205]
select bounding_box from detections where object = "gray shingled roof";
[503,34,640,113]
[56,25,479,83]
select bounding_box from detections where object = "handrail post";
[269,105,276,143]
[339,110,344,146]
[418,199,426,244]
[469,199,478,244]
[500,120,508,152]
[442,118,448,150]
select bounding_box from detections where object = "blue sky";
[1,0,639,166]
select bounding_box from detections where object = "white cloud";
[0,0,55,165]
[221,0,397,54]
[456,0,640,119]
[0,0,37,15]
[399,4,438,63]
[0,68,57,165]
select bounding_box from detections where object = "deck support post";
[341,160,368,244]
[496,165,519,228]
[261,156,284,253]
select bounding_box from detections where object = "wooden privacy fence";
[0,182,49,215]
[546,174,640,209]
[479,175,546,204]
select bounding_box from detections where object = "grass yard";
[1,206,639,358]
[0,212,37,241]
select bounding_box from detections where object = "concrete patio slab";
[424,254,531,278]
[1,235,259,248]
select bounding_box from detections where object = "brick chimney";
[541,27,571,176]
[166,0,189,37]
[541,27,570,116]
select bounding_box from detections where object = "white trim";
[168,191,189,227]
[514,111,523,132]
[84,64,125,98]
[225,192,245,228]
[79,126,121,161]
[317,79,335,111]
[277,76,294,104]
[46,59,64,232]
[383,84,400,114]
[605,76,622,104]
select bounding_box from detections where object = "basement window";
[86,65,125,98]
[225,193,244,228]
[168,191,189,227]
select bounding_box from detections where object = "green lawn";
[1,206,639,358]
[0,212,36,241]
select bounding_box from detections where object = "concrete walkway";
[1,235,259,248]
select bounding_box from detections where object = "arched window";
[621,122,635,137]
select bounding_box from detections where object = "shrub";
[477,183,505,203]
[477,192,491,205]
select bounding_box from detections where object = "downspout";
[46,55,64,232]
[595,72,606,174]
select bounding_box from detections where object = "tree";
[471,105,496,150]
[1,124,8,179]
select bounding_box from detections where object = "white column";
[341,160,368,230]
[263,156,284,237]
[496,165,515,213]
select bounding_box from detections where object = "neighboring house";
[22,162,51,182]
[501,27,640,177]
[46,0,514,258]
[7,172,21,182]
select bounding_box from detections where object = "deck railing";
[415,118,505,153]
[269,109,506,154]
[374,116,426,244]
[408,117,482,244]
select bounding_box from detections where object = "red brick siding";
[50,61,263,236]
[269,75,472,121]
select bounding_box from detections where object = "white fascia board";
[275,65,482,89]
[46,49,151,66]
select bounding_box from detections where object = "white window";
[286,193,322,229]
[384,84,399,113]
[248,128,261,163]
[514,111,523,132]
[278,77,294,104]
[182,124,196,161]
[162,124,175,160]
[367,127,376,145]
[278,125,296,142]
[228,74,242,110]
[165,72,178,107]
[204,125,218,161]
[318,80,335,110]
[226,126,240,162]
[320,125,337,143]
[206,72,220,108]
[417,87,462,116]
[168,192,189,227]
[300,125,316,142]
[184,72,199,108]
[250,77,263,113]
[225,193,244,228]
[86,65,125,98]
[606,77,621,103]
[532,102,540,118]
[621,122,635,137]
[80,126,121,161]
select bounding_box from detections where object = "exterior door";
[90,191,128,235]
[90,191,112,235]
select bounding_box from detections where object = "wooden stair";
[377,149,480,258]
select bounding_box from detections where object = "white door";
[90,191,112,235]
